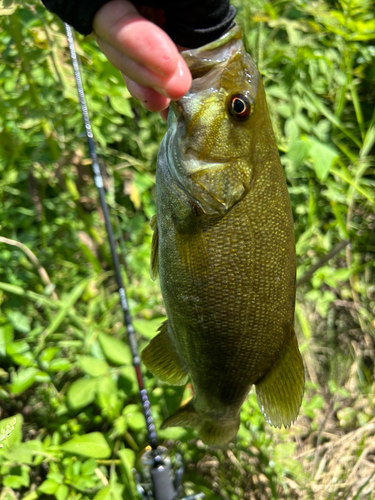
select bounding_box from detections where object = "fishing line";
[64,23,204,500]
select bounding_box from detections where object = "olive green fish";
[141,25,304,446]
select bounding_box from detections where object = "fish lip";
[180,25,243,68]
[177,26,246,99]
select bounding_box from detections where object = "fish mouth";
[181,25,243,80]
[178,25,250,103]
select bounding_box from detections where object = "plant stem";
[0,236,58,300]
[297,240,350,287]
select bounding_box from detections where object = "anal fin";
[149,214,158,280]
[141,320,188,385]
[255,331,304,428]
[161,399,240,446]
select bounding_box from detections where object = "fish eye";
[227,93,252,122]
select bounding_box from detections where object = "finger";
[95,36,169,96]
[163,60,192,100]
[124,76,170,112]
[96,37,191,100]
[93,0,178,78]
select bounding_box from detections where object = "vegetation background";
[0,0,374,498]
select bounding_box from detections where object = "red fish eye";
[228,93,251,122]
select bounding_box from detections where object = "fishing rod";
[64,23,204,500]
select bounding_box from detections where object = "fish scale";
[141,25,304,444]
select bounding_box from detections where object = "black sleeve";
[41,0,236,48]
[41,0,109,37]
[164,1,236,48]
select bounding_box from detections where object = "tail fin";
[161,399,240,446]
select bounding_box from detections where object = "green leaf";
[109,95,134,118]
[18,117,41,129]
[0,414,22,449]
[133,318,166,340]
[6,310,30,333]
[119,366,138,395]
[0,282,57,308]
[42,278,91,339]
[118,449,136,499]
[67,378,97,410]
[6,443,33,464]
[96,375,120,417]
[298,81,362,147]
[316,290,336,318]
[19,492,38,500]
[78,355,109,377]
[98,333,131,366]
[93,483,125,500]
[81,458,97,476]
[93,486,112,500]
[48,358,72,372]
[360,109,375,158]
[6,341,36,367]
[38,479,59,494]
[56,484,69,500]
[114,415,127,435]
[324,267,353,287]
[46,472,63,484]
[3,464,30,489]
[10,368,39,395]
[79,241,102,273]
[118,448,135,470]
[123,405,145,431]
[60,432,111,458]
[303,394,324,419]
[306,138,338,180]
[40,347,59,364]
[0,323,13,357]
[285,118,300,140]
[286,139,310,169]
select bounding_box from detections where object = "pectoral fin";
[162,399,240,446]
[149,214,158,280]
[255,331,304,428]
[141,320,188,385]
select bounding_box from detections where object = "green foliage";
[0,0,374,498]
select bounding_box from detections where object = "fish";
[141,25,304,446]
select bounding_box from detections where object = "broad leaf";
[78,355,109,377]
[67,378,97,410]
[60,432,111,458]
[98,333,131,366]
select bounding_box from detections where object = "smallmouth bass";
[141,25,304,445]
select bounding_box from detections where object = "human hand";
[92,0,192,121]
